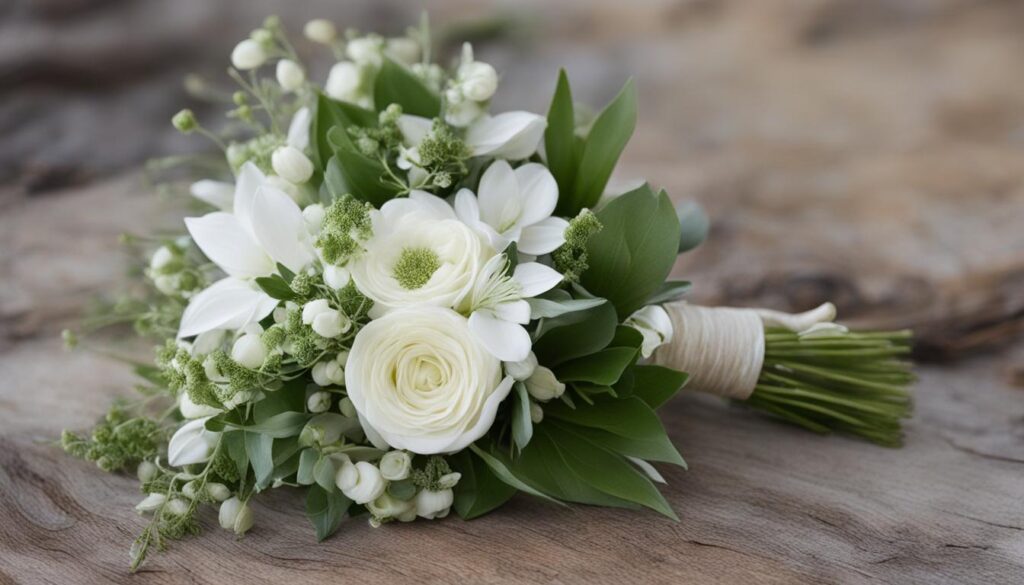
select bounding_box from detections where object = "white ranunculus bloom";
[463,254,562,361]
[415,488,454,519]
[625,305,674,358]
[179,162,314,338]
[350,191,493,314]
[167,417,221,467]
[335,459,386,504]
[454,160,569,255]
[346,306,514,454]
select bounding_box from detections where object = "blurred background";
[2,0,1023,367]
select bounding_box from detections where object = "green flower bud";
[172,109,197,133]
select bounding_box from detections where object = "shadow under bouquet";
[60,15,914,570]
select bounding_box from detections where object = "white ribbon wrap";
[651,302,837,400]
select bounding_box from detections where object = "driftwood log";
[2,0,1023,583]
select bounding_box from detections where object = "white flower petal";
[493,299,531,324]
[466,112,547,160]
[178,278,277,338]
[517,216,570,256]
[168,417,221,467]
[189,180,234,211]
[409,190,458,219]
[233,162,266,235]
[453,188,481,224]
[185,213,274,278]
[477,160,520,230]
[249,185,313,273]
[513,163,559,227]
[470,311,532,361]
[513,262,563,298]
[287,107,311,150]
[397,114,433,145]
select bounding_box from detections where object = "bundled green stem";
[744,328,914,447]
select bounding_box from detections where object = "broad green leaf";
[610,324,644,350]
[313,456,337,492]
[373,58,441,117]
[527,296,606,320]
[565,79,637,214]
[468,444,562,506]
[511,382,533,451]
[546,69,577,212]
[323,150,398,208]
[646,280,692,305]
[244,431,274,490]
[544,421,677,519]
[305,484,351,542]
[387,479,417,501]
[450,450,517,520]
[312,92,377,169]
[675,200,709,253]
[222,431,249,481]
[512,426,641,509]
[545,397,683,465]
[632,365,689,410]
[276,262,296,283]
[254,380,307,422]
[255,275,296,301]
[297,448,317,485]
[533,300,618,366]
[555,347,638,385]
[582,184,681,317]
[231,412,309,438]
[271,437,303,480]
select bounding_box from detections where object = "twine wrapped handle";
[651,302,837,400]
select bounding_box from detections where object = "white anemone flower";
[178,162,314,338]
[464,254,563,361]
[455,160,569,256]
[397,110,547,165]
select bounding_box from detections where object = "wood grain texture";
[3,0,1024,583]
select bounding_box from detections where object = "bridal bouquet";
[60,16,914,570]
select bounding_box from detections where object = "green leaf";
[323,151,398,208]
[450,450,517,520]
[231,412,309,438]
[297,448,317,485]
[527,295,606,320]
[511,382,533,451]
[632,365,689,410]
[373,58,441,117]
[565,79,637,214]
[276,262,296,284]
[271,437,303,480]
[468,444,562,506]
[544,421,677,519]
[533,300,618,366]
[646,281,691,305]
[545,397,684,465]
[255,275,296,301]
[254,381,306,422]
[675,200,709,253]
[555,347,638,385]
[313,456,337,492]
[387,479,417,501]
[546,69,577,210]
[312,92,377,169]
[244,431,274,490]
[222,431,249,481]
[581,184,681,317]
[305,484,351,542]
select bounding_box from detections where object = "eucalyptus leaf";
[244,431,274,490]
[646,281,692,305]
[305,484,351,542]
[222,431,249,481]
[527,296,606,320]
[675,199,709,253]
[450,451,517,520]
[546,69,577,211]
[511,382,533,451]
[533,300,618,366]
[468,444,562,506]
[313,456,337,492]
[555,347,638,386]
[631,365,689,410]
[231,412,309,439]
[297,448,317,485]
[255,275,296,301]
[373,58,441,117]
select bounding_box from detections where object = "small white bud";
[218,497,254,535]
[150,246,174,272]
[231,333,267,369]
[367,492,415,522]
[302,299,331,325]
[385,37,421,66]
[335,460,386,504]
[458,61,498,102]
[304,19,336,44]
[165,498,190,517]
[135,493,166,514]
[311,361,333,387]
[302,203,325,233]
[231,39,266,70]
[181,480,200,500]
[206,482,231,502]
[414,488,454,519]
[323,265,351,290]
[323,360,345,385]
[153,275,177,296]
[273,306,288,323]
[505,351,538,381]
[529,401,544,424]
[338,396,357,418]
[264,174,304,203]
[525,366,565,402]
[272,145,314,184]
[312,310,349,338]
[378,451,412,481]
[136,461,158,483]
[625,305,674,358]
[346,37,384,67]
[167,417,221,467]
[307,391,331,414]
[325,61,362,102]
[275,59,305,92]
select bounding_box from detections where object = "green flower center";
[393,247,441,290]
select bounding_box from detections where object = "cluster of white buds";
[444,43,499,127]
[302,299,351,339]
[182,480,230,502]
[312,351,347,387]
[324,30,422,108]
[146,241,200,297]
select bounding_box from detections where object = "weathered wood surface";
[3,0,1024,583]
